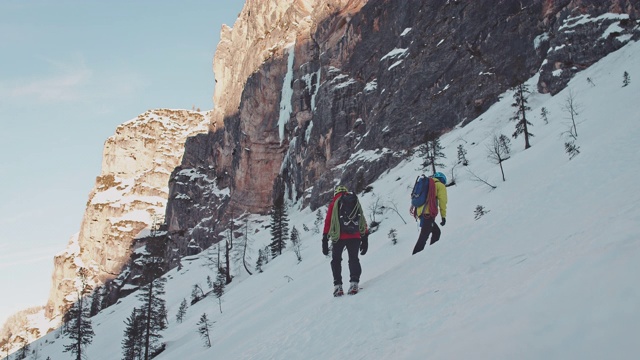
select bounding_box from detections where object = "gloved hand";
[359,234,369,255]
[322,235,329,255]
[440,217,446,226]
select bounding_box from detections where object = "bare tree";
[242,219,253,275]
[368,195,384,225]
[386,199,407,224]
[562,90,581,139]
[466,169,497,190]
[225,224,234,285]
[486,134,511,181]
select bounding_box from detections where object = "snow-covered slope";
[15,41,640,360]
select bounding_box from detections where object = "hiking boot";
[348,281,359,295]
[333,285,344,297]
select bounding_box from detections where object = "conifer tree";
[15,338,29,360]
[122,308,144,360]
[213,269,226,313]
[623,71,630,87]
[388,228,398,245]
[313,209,324,234]
[137,276,167,360]
[255,248,264,273]
[269,192,289,258]
[136,240,168,360]
[290,226,302,263]
[540,107,549,124]
[176,299,188,323]
[418,130,446,174]
[89,286,103,317]
[197,313,214,348]
[64,268,95,360]
[510,83,533,149]
[457,144,469,166]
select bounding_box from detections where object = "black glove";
[359,234,369,255]
[322,235,329,255]
[440,218,446,226]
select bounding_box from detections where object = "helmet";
[433,172,447,185]
[334,185,349,196]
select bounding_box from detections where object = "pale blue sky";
[0,0,245,326]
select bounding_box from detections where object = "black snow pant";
[412,218,441,255]
[331,239,362,285]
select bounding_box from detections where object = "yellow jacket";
[416,178,447,218]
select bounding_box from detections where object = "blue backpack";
[411,175,429,207]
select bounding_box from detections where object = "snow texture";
[278,43,296,144]
[14,41,640,360]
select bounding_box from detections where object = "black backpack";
[338,193,361,234]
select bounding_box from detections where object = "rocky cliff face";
[17,0,635,349]
[45,109,210,322]
[165,0,639,256]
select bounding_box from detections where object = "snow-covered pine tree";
[269,192,289,258]
[137,239,168,359]
[388,228,398,245]
[121,308,144,360]
[313,209,324,234]
[213,270,226,313]
[63,268,95,360]
[255,248,264,273]
[623,71,630,87]
[540,107,549,124]
[457,144,469,166]
[418,130,446,174]
[510,83,533,149]
[197,313,214,348]
[291,226,302,262]
[176,299,188,323]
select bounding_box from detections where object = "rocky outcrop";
[538,0,640,94]
[36,0,640,333]
[166,0,639,256]
[44,109,210,322]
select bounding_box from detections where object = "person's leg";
[331,241,347,285]
[430,223,441,245]
[412,220,433,254]
[345,239,362,283]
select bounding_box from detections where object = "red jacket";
[323,192,364,240]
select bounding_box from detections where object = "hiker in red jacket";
[411,172,448,255]
[322,185,369,296]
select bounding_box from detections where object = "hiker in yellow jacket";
[411,172,448,255]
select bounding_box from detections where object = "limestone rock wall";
[44,109,210,321]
